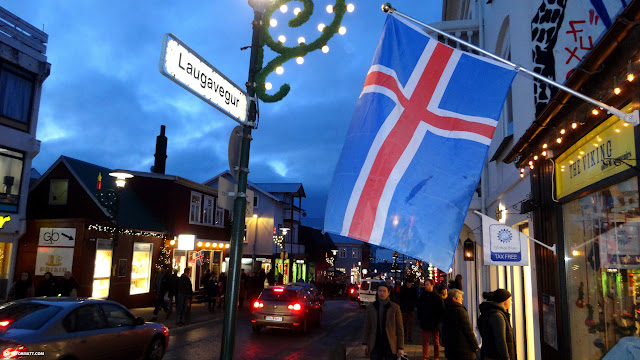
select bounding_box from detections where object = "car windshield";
[0,303,62,330]
[361,282,381,292]
[259,289,298,302]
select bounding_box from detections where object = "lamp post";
[96,170,133,300]
[220,1,351,358]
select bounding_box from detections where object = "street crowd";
[8,270,79,300]
[362,275,516,360]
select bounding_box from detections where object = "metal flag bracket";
[474,211,556,254]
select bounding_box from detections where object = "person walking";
[35,271,56,297]
[56,271,78,298]
[8,271,34,300]
[398,278,419,342]
[151,266,171,321]
[417,279,444,360]
[443,288,479,360]
[176,268,194,326]
[167,269,179,313]
[217,272,227,309]
[478,289,516,360]
[362,284,405,360]
[205,275,219,313]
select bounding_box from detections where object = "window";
[100,303,134,327]
[0,147,23,213]
[352,248,359,258]
[49,179,68,205]
[92,239,112,298]
[64,305,107,332]
[253,195,259,209]
[190,192,201,223]
[203,195,214,225]
[0,63,34,131]
[0,303,61,330]
[130,243,153,295]
[339,248,346,258]
[215,208,224,226]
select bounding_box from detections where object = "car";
[347,284,360,301]
[289,282,325,311]
[251,285,322,334]
[0,297,169,360]
[358,279,386,307]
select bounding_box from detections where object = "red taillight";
[358,284,361,288]
[273,288,284,293]
[350,288,355,294]
[287,303,302,311]
[0,320,11,327]
[253,301,264,309]
[2,345,26,359]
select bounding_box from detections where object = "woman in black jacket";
[35,272,56,297]
[443,288,479,360]
[478,289,516,360]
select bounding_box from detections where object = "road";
[164,298,364,360]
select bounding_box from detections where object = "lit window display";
[130,243,152,295]
[563,177,640,359]
[93,240,112,298]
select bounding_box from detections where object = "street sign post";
[159,33,250,126]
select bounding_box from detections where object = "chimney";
[152,125,167,174]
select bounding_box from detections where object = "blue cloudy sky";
[6,0,442,228]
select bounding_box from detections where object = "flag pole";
[381,3,640,126]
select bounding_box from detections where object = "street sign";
[38,228,76,247]
[159,33,250,126]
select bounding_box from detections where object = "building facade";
[0,6,50,299]
[328,233,370,285]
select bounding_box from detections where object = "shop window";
[92,239,113,299]
[203,195,214,225]
[48,179,68,205]
[0,147,24,213]
[563,177,640,358]
[339,248,346,258]
[0,63,34,131]
[190,192,201,223]
[130,243,153,295]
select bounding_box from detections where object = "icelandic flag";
[324,14,517,271]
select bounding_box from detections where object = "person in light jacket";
[478,289,516,360]
[362,284,405,360]
[443,288,479,360]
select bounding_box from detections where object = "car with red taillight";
[251,285,322,334]
[347,284,359,301]
[0,297,169,360]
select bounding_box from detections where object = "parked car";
[290,282,325,311]
[251,285,322,334]
[0,297,169,360]
[347,283,359,301]
[358,279,386,307]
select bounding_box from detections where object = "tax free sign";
[159,33,249,125]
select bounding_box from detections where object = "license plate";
[265,316,282,321]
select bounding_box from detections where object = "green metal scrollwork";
[255,0,347,102]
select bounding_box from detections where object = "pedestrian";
[217,272,227,309]
[362,284,405,360]
[56,271,78,298]
[176,268,194,325]
[449,274,463,291]
[167,269,179,312]
[478,289,516,360]
[267,269,276,286]
[8,271,34,300]
[35,271,57,297]
[151,266,171,321]
[417,279,444,360]
[443,288,479,360]
[205,275,219,312]
[200,268,211,287]
[259,269,267,288]
[239,269,247,309]
[398,278,419,342]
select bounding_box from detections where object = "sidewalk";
[130,301,225,329]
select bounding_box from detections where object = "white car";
[358,279,386,307]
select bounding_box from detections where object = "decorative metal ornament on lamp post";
[95,170,133,300]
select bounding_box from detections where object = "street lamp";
[95,170,133,299]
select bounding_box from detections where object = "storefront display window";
[92,239,112,298]
[563,177,640,359]
[0,147,24,213]
[130,243,152,295]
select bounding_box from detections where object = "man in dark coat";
[417,279,444,360]
[362,284,405,359]
[167,269,179,312]
[443,288,479,360]
[176,268,194,325]
[151,266,170,321]
[478,289,516,360]
[398,278,419,342]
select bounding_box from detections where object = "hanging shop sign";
[479,212,529,266]
[38,227,76,247]
[555,103,635,199]
[159,33,249,126]
[35,247,74,276]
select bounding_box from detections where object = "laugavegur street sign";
[159,33,249,126]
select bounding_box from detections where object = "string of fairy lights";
[520,59,638,176]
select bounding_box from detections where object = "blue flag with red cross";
[324,14,516,271]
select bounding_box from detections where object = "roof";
[299,225,336,250]
[505,0,640,164]
[327,233,365,245]
[253,183,306,198]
